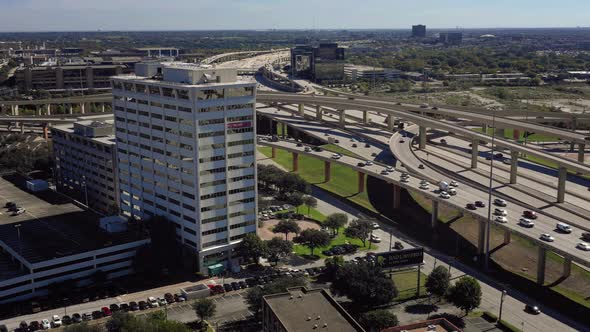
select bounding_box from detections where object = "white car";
[41,319,51,330]
[148,296,159,307]
[448,188,457,196]
[450,181,459,187]
[577,242,590,251]
[401,177,409,183]
[157,297,168,306]
[420,180,428,185]
[540,234,554,242]
[440,191,451,199]
[494,216,508,223]
[419,184,430,190]
[365,161,373,166]
[52,315,62,327]
[13,207,25,215]
[386,166,394,172]
[519,218,535,228]
[380,169,389,175]
[331,153,341,160]
[494,198,507,207]
[401,172,410,178]
[494,208,507,216]
[370,235,381,243]
[371,222,380,230]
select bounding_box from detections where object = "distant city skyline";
[0,0,589,32]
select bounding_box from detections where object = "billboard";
[375,248,424,269]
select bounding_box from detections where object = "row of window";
[200,185,255,201]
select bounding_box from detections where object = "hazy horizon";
[0,0,589,32]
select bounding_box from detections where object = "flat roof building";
[262,287,365,332]
[51,118,119,214]
[439,32,463,45]
[112,62,258,273]
[291,43,345,83]
[412,25,427,38]
[344,64,401,82]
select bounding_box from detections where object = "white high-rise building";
[111,63,257,272]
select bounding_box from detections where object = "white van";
[556,222,572,233]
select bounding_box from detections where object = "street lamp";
[498,289,507,322]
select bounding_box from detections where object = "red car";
[101,307,112,317]
[523,211,537,219]
[210,285,225,295]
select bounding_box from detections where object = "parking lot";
[159,292,253,326]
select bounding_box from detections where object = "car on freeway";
[296,142,303,147]
[41,319,51,330]
[304,146,311,152]
[72,313,82,323]
[418,164,425,169]
[401,172,410,178]
[334,139,340,143]
[380,169,389,175]
[523,210,537,219]
[448,188,457,196]
[365,160,373,166]
[331,153,341,159]
[101,307,112,317]
[494,216,508,223]
[450,181,459,187]
[582,232,590,241]
[494,208,507,216]
[401,177,409,183]
[519,218,535,228]
[313,146,323,152]
[386,166,394,172]
[540,234,554,242]
[352,143,358,148]
[475,201,486,208]
[52,315,62,327]
[440,191,451,199]
[4,202,15,209]
[371,152,378,157]
[148,296,159,308]
[419,183,430,190]
[357,162,365,167]
[466,203,477,210]
[365,143,371,148]
[525,304,541,315]
[494,198,507,206]
[557,222,572,234]
[399,139,405,143]
[441,139,447,145]
[577,242,590,251]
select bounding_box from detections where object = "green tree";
[265,237,293,265]
[192,298,217,323]
[446,276,482,315]
[302,195,317,216]
[106,312,135,332]
[425,266,451,301]
[298,229,330,256]
[273,219,301,240]
[330,262,397,307]
[245,277,307,314]
[344,219,373,247]
[324,255,345,278]
[286,192,305,212]
[360,309,399,332]
[236,233,266,264]
[324,213,348,236]
[64,323,103,332]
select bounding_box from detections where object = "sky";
[0,0,589,32]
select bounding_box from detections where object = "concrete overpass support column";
[392,184,401,209]
[357,172,365,193]
[271,147,276,158]
[101,103,106,113]
[503,230,511,245]
[80,103,86,114]
[298,104,305,117]
[557,166,567,203]
[43,125,49,141]
[316,106,323,121]
[338,109,346,126]
[537,246,547,286]
[431,201,439,228]
[68,104,74,114]
[20,122,24,134]
[563,258,572,278]
[324,161,331,182]
[387,115,395,131]
[363,111,369,124]
[471,139,479,168]
[45,104,51,115]
[12,105,19,116]
[292,152,299,172]
[35,105,41,116]
[578,143,586,163]
[477,220,486,255]
[510,150,519,184]
[418,126,427,150]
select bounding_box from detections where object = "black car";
[475,201,486,208]
[466,203,477,210]
[352,143,358,148]
[313,146,323,152]
[296,143,303,147]
[224,283,233,292]
[62,315,72,325]
[364,143,370,148]
[129,301,139,311]
[92,310,103,319]
[109,304,120,312]
[140,301,151,310]
[394,241,404,250]
[246,278,257,287]
[5,202,15,209]
[231,282,240,290]
[525,304,541,315]
[119,303,130,312]
[72,313,82,323]
[334,139,340,143]
[239,281,248,289]
[357,162,365,167]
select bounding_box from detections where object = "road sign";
[375,248,424,269]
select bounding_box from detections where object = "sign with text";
[375,248,424,269]
[227,121,252,129]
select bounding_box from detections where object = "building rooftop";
[0,174,147,268]
[263,287,365,332]
[52,119,116,145]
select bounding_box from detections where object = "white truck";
[438,181,449,192]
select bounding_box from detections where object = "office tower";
[112,63,257,272]
[412,25,427,38]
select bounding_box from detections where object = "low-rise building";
[51,118,118,214]
[262,287,365,332]
[344,64,401,82]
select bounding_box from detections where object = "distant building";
[381,317,463,332]
[134,47,179,57]
[262,287,365,332]
[344,64,401,82]
[412,25,427,38]
[52,118,119,214]
[439,32,463,45]
[290,43,345,82]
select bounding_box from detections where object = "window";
[177,90,190,100]
[226,86,255,98]
[202,215,227,224]
[202,227,227,236]
[197,89,224,100]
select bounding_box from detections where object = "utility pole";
[498,290,507,322]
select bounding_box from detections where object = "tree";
[344,219,373,247]
[324,255,345,278]
[192,298,217,322]
[64,323,103,332]
[236,233,266,264]
[446,276,482,315]
[360,310,399,332]
[330,262,397,307]
[265,237,293,265]
[285,192,304,212]
[302,196,317,216]
[273,219,301,240]
[324,213,348,236]
[425,266,451,301]
[245,276,307,314]
[106,312,135,332]
[298,229,331,256]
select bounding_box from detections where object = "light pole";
[498,289,507,322]
[14,224,22,257]
[485,108,498,271]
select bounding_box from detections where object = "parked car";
[175,294,186,302]
[148,296,159,308]
[119,303,130,312]
[138,301,149,310]
[92,311,103,319]
[101,307,112,317]
[71,313,82,323]
[41,319,51,330]
[239,281,248,289]
[157,298,168,306]
[51,315,62,327]
[82,312,93,321]
[29,321,40,331]
[370,235,381,243]
[129,302,139,311]
[523,210,537,219]
[224,283,233,292]
[109,304,120,313]
[394,241,404,250]
[164,293,175,303]
[231,282,240,290]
